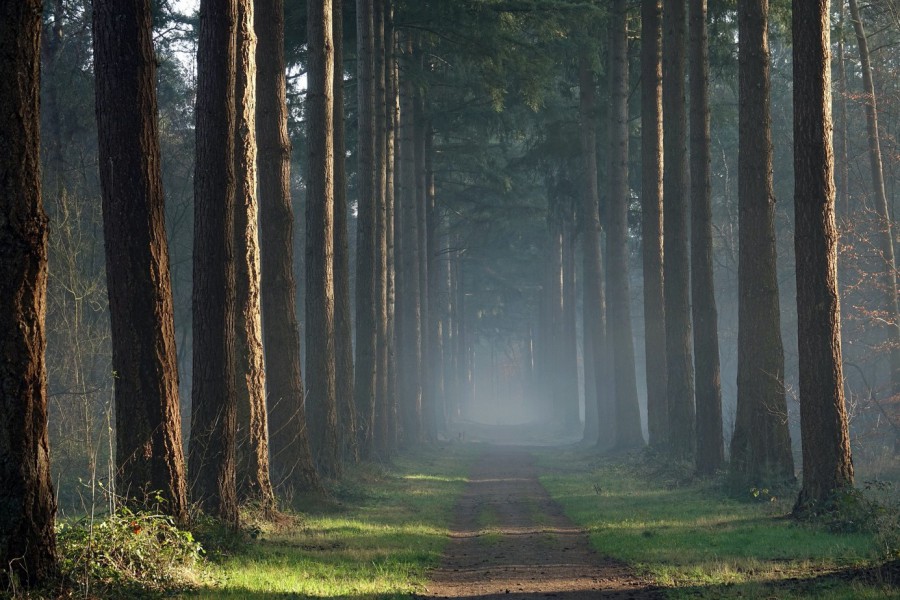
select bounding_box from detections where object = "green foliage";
[57,506,203,596]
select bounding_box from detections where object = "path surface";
[425,446,662,599]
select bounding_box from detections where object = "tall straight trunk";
[0,0,57,584]
[835,1,850,217]
[256,0,320,493]
[792,0,854,513]
[415,90,434,441]
[641,0,668,448]
[383,0,399,452]
[400,71,424,444]
[190,0,239,525]
[305,0,340,478]
[92,0,188,519]
[847,0,900,396]
[578,52,606,447]
[662,0,695,459]
[689,0,724,476]
[373,0,389,456]
[455,253,469,416]
[731,0,794,486]
[233,0,275,507]
[562,204,580,431]
[446,245,460,420]
[607,0,644,449]
[354,0,378,457]
[426,131,446,434]
[333,0,359,463]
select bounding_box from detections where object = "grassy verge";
[537,448,898,599]
[187,444,473,599]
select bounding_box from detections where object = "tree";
[305,0,341,478]
[607,0,644,449]
[0,0,57,585]
[689,0,724,475]
[847,0,900,397]
[256,0,321,493]
[190,0,239,525]
[662,0,695,458]
[92,0,188,518]
[731,0,794,486]
[355,0,378,456]
[233,0,275,509]
[792,0,854,513]
[641,0,668,449]
[333,0,359,463]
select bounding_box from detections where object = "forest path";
[424,446,662,599]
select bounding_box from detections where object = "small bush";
[57,506,203,596]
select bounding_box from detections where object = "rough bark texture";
[415,90,434,441]
[256,0,321,493]
[333,0,359,464]
[731,0,794,486]
[305,0,341,478]
[355,0,378,457]
[847,0,900,396]
[607,0,644,449]
[835,1,850,217]
[662,0,695,459]
[233,0,275,509]
[641,0,668,449]
[92,0,188,519]
[792,0,854,512]
[689,0,724,476]
[190,0,239,525]
[373,0,389,456]
[0,0,58,584]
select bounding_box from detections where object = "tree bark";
[834,1,850,218]
[641,0,668,449]
[354,0,378,457]
[689,0,724,476]
[232,0,275,510]
[731,0,794,486]
[333,0,359,464]
[662,0,695,459]
[373,0,389,456]
[256,0,321,493]
[92,0,189,520]
[415,89,434,441]
[792,0,854,513]
[190,0,239,525]
[607,0,644,449]
[426,130,446,435]
[847,0,900,397]
[0,0,57,584]
[305,0,341,478]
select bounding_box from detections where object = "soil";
[424,445,663,599]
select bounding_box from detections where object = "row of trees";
[1,0,895,587]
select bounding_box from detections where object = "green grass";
[186,444,475,599]
[537,448,899,599]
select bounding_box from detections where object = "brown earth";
[424,446,663,599]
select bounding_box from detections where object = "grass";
[536,447,899,599]
[186,443,475,599]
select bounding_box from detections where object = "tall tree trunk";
[92,0,188,520]
[426,131,446,435]
[641,0,668,449]
[354,0,378,457]
[383,0,399,452]
[400,72,424,444]
[0,0,57,584]
[190,0,239,525]
[835,1,850,218]
[578,51,607,447]
[305,0,340,478]
[731,0,794,486]
[562,202,581,431]
[415,90,434,441]
[662,0,695,459]
[256,0,321,493]
[232,0,275,508]
[607,0,644,449]
[373,0,389,457]
[689,0,724,476]
[333,0,359,464]
[847,0,900,396]
[792,0,854,513]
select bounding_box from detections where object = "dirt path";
[425,446,662,599]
